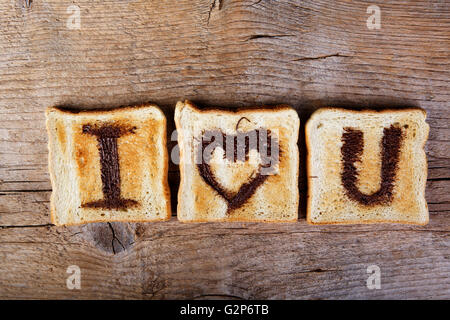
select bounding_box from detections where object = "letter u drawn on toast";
[341,125,403,205]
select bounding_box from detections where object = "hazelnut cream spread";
[196,128,279,211]
[81,123,138,210]
[341,125,403,205]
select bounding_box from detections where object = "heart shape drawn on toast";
[196,126,279,212]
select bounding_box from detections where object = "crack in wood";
[299,268,339,273]
[79,223,135,255]
[246,34,295,41]
[1,180,48,183]
[249,0,263,6]
[293,53,351,61]
[107,222,125,255]
[0,223,53,230]
[192,293,245,300]
[0,189,52,194]
[427,177,450,181]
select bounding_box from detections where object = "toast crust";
[46,104,171,226]
[305,107,429,225]
[175,100,299,223]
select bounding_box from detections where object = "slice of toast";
[305,108,429,225]
[46,104,171,226]
[175,100,300,222]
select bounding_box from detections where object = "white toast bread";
[46,104,171,226]
[175,100,300,222]
[306,108,429,225]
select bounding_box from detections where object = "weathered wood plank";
[0,216,449,299]
[0,0,449,299]
[0,0,449,109]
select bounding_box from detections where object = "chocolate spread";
[81,123,138,210]
[196,127,279,211]
[341,125,403,205]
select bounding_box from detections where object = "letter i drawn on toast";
[46,104,170,226]
[81,123,138,210]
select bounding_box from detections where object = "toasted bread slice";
[306,108,429,225]
[175,100,300,222]
[46,104,171,226]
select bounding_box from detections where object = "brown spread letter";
[196,128,279,212]
[81,123,138,210]
[341,125,403,205]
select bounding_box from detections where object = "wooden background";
[0,0,449,299]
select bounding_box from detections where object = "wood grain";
[0,217,449,299]
[0,0,449,299]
